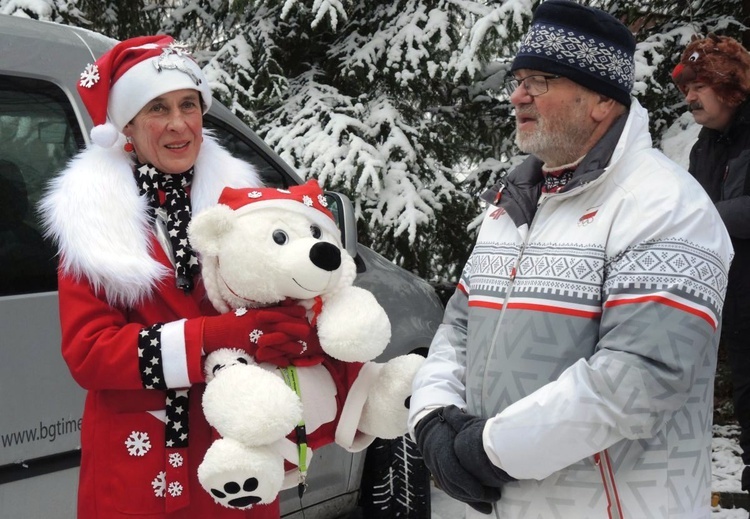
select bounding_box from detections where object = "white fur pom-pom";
[90,122,120,148]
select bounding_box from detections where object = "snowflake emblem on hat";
[125,431,151,456]
[302,195,313,207]
[152,471,167,498]
[235,307,248,316]
[169,453,184,468]
[79,63,100,88]
[249,329,263,344]
[168,481,184,497]
[318,194,328,207]
[247,191,262,199]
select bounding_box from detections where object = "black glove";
[742,466,750,492]
[414,406,502,514]
[442,406,516,487]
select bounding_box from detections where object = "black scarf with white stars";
[135,163,200,293]
[138,323,190,507]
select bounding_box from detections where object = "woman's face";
[123,89,203,174]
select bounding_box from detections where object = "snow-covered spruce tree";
[0,0,169,39]
[163,0,535,284]
[167,0,745,284]
[1,0,744,284]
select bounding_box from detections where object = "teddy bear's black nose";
[310,242,341,272]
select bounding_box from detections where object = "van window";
[0,76,83,296]
[203,116,289,188]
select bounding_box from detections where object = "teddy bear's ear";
[188,205,237,257]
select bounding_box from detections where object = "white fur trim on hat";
[108,55,211,131]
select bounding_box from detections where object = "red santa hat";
[217,180,338,237]
[77,35,212,148]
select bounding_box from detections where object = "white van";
[0,14,444,519]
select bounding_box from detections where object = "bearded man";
[408,1,734,518]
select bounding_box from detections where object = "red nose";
[671,63,684,81]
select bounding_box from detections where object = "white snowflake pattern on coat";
[125,431,151,456]
[151,471,166,498]
[168,481,184,497]
[169,452,184,468]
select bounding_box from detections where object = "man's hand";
[414,406,503,514]
[442,406,516,488]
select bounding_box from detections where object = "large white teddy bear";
[188,180,423,509]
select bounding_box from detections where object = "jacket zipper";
[480,223,528,411]
[481,186,566,410]
[594,450,624,519]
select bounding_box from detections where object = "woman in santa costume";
[39,35,317,519]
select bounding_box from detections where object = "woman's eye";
[273,230,289,245]
[310,225,322,239]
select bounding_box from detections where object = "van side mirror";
[324,191,358,260]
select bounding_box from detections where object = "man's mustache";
[688,102,704,111]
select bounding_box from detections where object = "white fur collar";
[39,132,262,308]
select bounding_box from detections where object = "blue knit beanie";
[511,0,636,107]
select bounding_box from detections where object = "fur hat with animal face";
[672,33,750,107]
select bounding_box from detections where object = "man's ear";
[591,96,623,123]
[188,205,236,257]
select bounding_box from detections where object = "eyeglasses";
[504,74,562,97]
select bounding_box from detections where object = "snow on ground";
[430,424,749,518]
[712,424,749,518]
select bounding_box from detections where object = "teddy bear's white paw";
[316,286,391,362]
[359,354,424,439]
[203,359,302,445]
[198,438,283,508]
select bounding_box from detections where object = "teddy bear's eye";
[310,225,322,239]
[272,230,289,245]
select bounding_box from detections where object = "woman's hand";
[201,305,311,355]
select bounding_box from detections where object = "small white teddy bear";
[188,180,423,509]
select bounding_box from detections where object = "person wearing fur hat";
[408,1,732,517]
[39,35,318,519]
[673,33,750,492]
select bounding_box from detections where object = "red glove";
[201,305,311,355]
[253,323,326,367]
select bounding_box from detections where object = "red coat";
[42,135,278,518]
[59,238,281,518]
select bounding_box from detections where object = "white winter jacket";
[409,99,733,518]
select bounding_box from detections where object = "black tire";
[358,435,431,518]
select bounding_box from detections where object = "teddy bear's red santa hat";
[217,180,339,237]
